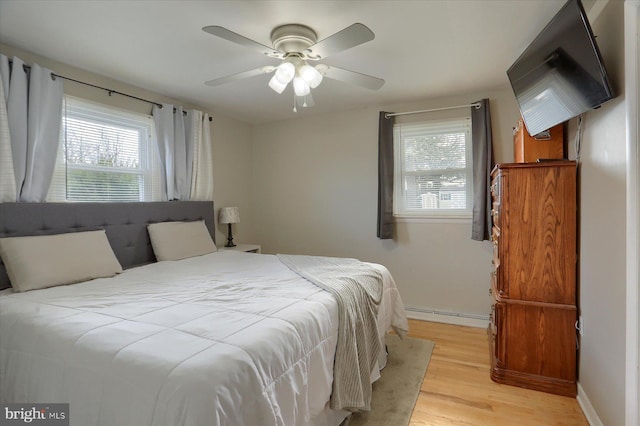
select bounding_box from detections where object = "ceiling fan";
[202,23,384,111]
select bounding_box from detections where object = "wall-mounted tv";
[507,0,614,136]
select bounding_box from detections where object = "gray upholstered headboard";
[0,201,215,289]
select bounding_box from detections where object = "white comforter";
[0,251,408,426]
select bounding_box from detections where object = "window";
[48,97,161,202]
[393,118,472,219]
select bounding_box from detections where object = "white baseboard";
[405,306,489,328]
[577,382,604,426]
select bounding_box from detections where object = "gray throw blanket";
[277,254,383,412]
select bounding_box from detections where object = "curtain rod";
[10,61,213,122]
[385,102,481,119]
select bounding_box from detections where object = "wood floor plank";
[406,319,588,425]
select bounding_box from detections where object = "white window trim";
[395,216,473,224]
[48,96,160,202]
[393,117,473,220]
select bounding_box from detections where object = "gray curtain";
[471,98,495,241]
[0,69,15,202]
[1,55,25,198]
[0,55,63,202]
[152,104,195,201]
[187,111,214,201]
[184,110,196,198]
[377,111,395,239]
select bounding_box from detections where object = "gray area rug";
[344,335,435,426]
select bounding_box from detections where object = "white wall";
[576,1,627,425]
[251,89,520,319]
[0,43,256,246]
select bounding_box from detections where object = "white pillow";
[147,220,217,261]
[0,230,123,293]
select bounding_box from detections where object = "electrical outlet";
[578,316,584,336]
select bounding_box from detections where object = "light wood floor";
[406,319,589,426]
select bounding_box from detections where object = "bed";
[0,201,408,426]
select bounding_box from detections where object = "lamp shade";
[219,207,240,224]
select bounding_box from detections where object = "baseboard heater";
[405,305,489,321]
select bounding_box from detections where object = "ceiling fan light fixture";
[268,74,288,94]
[274,61,295,84]
[299,64,323,89]
[293,76,311,97]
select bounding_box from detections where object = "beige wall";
[0,42,256,246]
[576,1,627,424]
[211,116,256,244]
[3,10,631,420]
[250,89,520,318]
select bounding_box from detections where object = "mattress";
[0,251,408,426]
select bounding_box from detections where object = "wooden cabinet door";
[490,301,577,397]
[499,164,576,305]
[502,302,577,381]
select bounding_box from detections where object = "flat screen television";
[507,0,614,136]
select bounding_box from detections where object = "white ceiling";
[0,0,574,124]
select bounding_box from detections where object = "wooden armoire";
[488,161,577,397]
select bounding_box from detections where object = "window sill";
[394,215,472,224]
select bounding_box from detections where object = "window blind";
[48,97,161,202]
[393,118,472,217]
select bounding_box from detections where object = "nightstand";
[219,244,261,253]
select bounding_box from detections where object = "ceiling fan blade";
[203,25,283,58]
[305,23,375,60]
[317,64,384,90]
[204,66,275,87]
